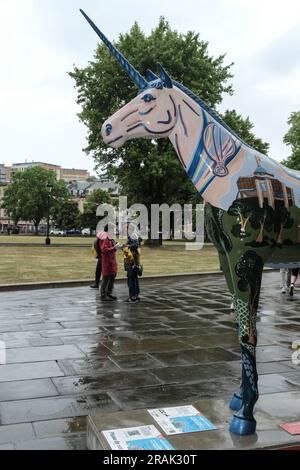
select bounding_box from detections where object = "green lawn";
[0,244,220,284]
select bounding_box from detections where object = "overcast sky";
[0,0,299,175]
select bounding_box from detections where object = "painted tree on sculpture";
[248,204,274,244]
[274,205,294,245]
[228,200,252,238]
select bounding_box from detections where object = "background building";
[0,164,5,184]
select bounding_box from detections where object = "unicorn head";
[80,10,178,148]
[80,10,248,209]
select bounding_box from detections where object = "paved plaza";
[0,272,299,449]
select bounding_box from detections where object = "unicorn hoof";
[229,393,243,411]
[229,415,256,436]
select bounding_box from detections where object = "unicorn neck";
[169,86,245,207]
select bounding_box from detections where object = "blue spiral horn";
[80,9,148,90]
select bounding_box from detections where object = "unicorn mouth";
[107,135,124,146]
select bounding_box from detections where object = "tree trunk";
[256,223,264,243]
[276,225,283,244]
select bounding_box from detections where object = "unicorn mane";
[173,80,254,151]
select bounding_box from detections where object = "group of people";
[280,268,299,297]
[90,224,142,303]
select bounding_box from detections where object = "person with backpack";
[123,228,142,303]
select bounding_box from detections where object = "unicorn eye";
[105,123,112,136]
[142,93,155,103]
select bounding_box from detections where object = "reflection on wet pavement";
[0,271,299,449]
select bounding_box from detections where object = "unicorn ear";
[156,63,173,88]
[146,69,159,82]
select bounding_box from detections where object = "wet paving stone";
[180,332,239,349]
[0,361,64,382]
[257,361,296,375]
[5,345,84,364]
[169,326,232,337]
[280,371,300,386]
[0,331,41,343]
[0,393,119,424]
[163,319,215,328]
[256,345,293,362]
[109,353,163,370]
[0,423,35,444]
[40,327,103,337]
[148,362,239,385]
[52,370,161,395]
[101,338,191,355]
[106,330,142,341]
[0,396,78,424]
[0,443,15,449]
[0,324,21,333]
[258,373,300,395]
[1,271,300,448]
[15,435,86,450]
[59,320,109,329]
[149,347,240,366]
[110,379,239,410]
[134,330,178,339]
[60,334,109,345]
[57,357,119,376]
[33,416,87,438]
[29,337,64,347]
[0,378,58,401]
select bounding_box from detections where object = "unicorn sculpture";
[80,10,300,436]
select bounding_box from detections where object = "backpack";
[92,240,100,259]
[122,246,134,264]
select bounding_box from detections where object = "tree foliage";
[80,188,112,231]
[51,198,80,230]
[282,111,300,170]
[1,167,70,233]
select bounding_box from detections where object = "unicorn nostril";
[105,123,112,136]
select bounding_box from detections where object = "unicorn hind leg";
[229,265,263,436]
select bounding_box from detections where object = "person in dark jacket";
[90,236,102,289]
[124,229,142,302]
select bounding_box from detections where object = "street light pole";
[45,182,53,246]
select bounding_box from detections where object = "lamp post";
[45,182,53,246]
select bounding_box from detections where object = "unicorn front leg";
[230,299,259,435]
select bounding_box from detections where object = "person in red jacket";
[98,230,118,301]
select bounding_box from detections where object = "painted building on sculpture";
[237,157,295,209]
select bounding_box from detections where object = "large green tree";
[80,188,112,232]
[70,17,268,211]
[1,167,70,234]
[51,198,80,231]
[282,111,300,170]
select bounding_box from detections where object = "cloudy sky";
[0,0,299,175]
